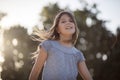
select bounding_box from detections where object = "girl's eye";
[61,20,73,23]
[70,20,73,22]
[61,21,66,23]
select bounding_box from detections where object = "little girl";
[29,11,93,80]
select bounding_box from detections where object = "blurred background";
[0,0,120,80]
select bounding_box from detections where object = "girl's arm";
[78,61,93,80]
[29,47,47,80]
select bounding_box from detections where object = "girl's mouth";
[65,26,73,29]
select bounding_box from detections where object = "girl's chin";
[64,32,75,35]
[61,30,75,35]
[67,31,75,34]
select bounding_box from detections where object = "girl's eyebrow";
[60,18,66,21]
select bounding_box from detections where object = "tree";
[1,26,38,80]
[97,27,120,80]
[40,3,63,30]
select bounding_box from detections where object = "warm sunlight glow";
[86,17,92,27]
[96,52,102,59]
[0,30,4,80]
[102,54,108,61]
[15,60,24,70]
[12,38,18,46]
[0,30,4,52]
[0,29,5,63]
[0,53,4,63]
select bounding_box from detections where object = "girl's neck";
[58,35,73,47]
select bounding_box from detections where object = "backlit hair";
[32,11,79,45]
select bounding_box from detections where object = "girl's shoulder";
[72,47,86,62]
[39,39,54,52]
[73,47,81,53]
[40,39,56,47]
[41,39,55,44]
[73,47,85,56]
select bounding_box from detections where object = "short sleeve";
[76,51,85,63]
[39,40,50,53]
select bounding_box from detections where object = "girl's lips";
[65,26,73,29]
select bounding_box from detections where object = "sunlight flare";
[0,53,4,63]
[0,29,4,52]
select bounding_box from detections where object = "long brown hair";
[33,11,79,45]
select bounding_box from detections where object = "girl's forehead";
[60,14,72,20]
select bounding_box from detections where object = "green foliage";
[1,26,38,80]
[40,3,63,30]
[98,27,120,80]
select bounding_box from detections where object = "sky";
[0,0,120,34]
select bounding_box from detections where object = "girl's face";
[57,14,75,36]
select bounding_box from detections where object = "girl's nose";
[66,21,71,24]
